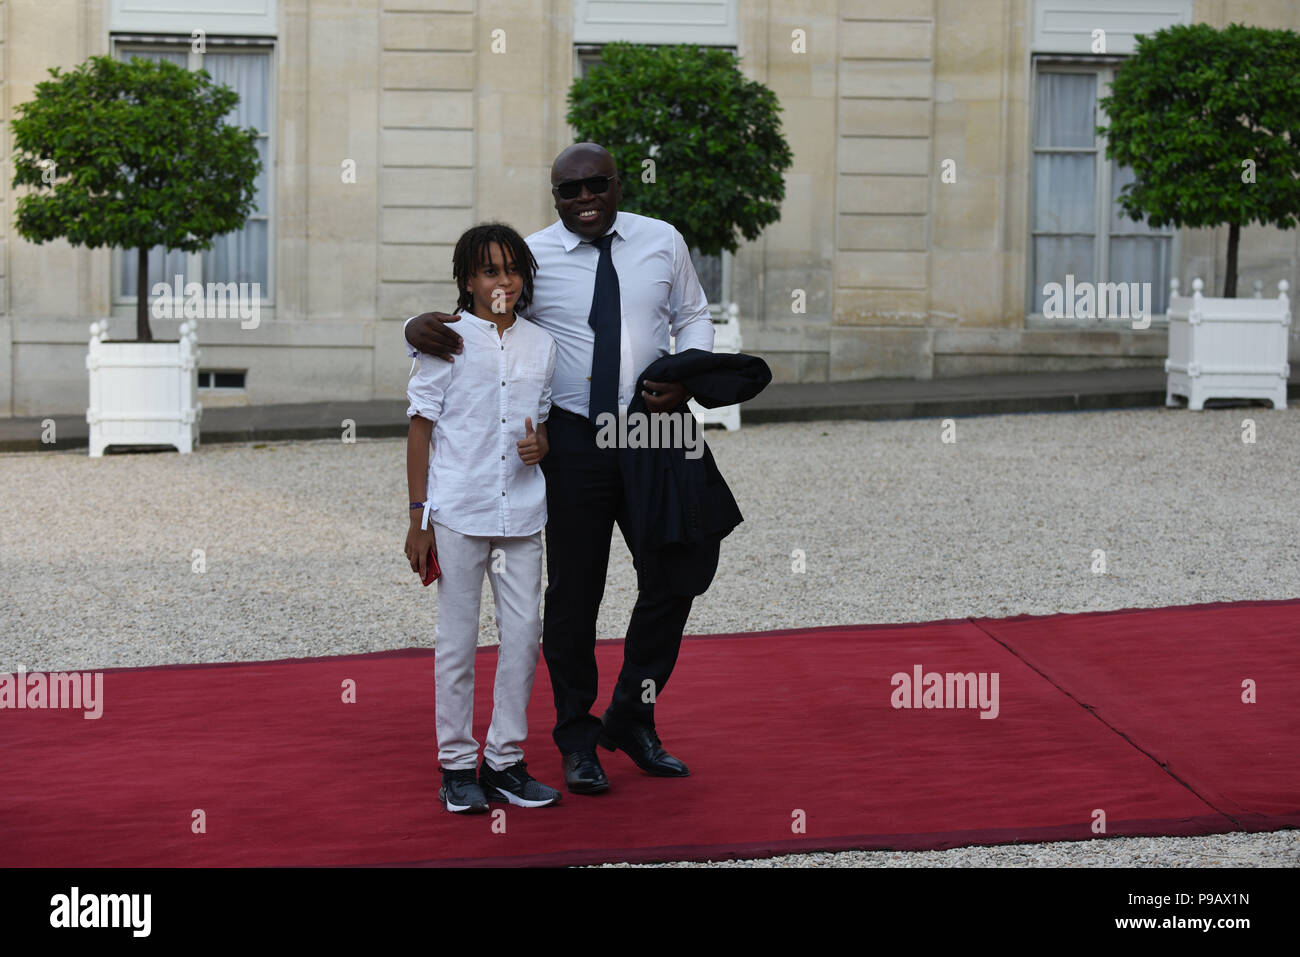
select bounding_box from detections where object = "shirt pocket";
[508,363,548,430]
[509,357,549,384]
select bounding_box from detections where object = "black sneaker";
[439,767,489,814]
[479,760,562,808]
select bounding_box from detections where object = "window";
[1029,62,1175,318]
[113,40,273,309]
[575,45,729,310]
[198,370,247,389]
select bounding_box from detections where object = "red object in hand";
[422,548,441,586]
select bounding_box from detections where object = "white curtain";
[1035,73,1096,149]
[690,246,721,303]
[1032,73,1097,300]
[202,52,270,289]
[1033,70,1174,316]
[1110,162,1171,314]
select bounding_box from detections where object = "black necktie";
[585,232,620,423]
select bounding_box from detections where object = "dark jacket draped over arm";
[618,349,772,596]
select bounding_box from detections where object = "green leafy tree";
[10,55,262,340]
[566,42,793,258]
[1098,22,1300,298]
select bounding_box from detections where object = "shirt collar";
[558,211,623,252]
[459,307,517,332]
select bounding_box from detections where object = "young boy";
[404,223,560,813]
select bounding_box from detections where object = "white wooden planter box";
[86,320,202,456]
[671,302,744,431]
[1165,278,1290,410]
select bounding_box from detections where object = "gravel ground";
[2,405,1297,867]
[596,829,1300,867]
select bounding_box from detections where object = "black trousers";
[540,408,695,754]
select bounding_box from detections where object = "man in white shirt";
[404,142,715,794]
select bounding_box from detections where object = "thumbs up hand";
[516,416,548,465]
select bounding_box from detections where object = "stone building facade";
[2,0,1297,416]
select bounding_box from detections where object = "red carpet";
[2,599,1296,866]
[974,600,1300,831]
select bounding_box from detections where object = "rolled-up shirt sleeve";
[667,226,715,353]
[406,350,454,424]
[537,339,556,425]
[403,315,420,359]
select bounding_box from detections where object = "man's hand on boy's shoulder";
[406,311,463,361]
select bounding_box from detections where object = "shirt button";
[501,454,505,460]
[501,381,505,386]
[501,417,505,423]
[501,490,506,496]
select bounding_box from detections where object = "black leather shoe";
[598,717,690,777]
[562,749,610,794]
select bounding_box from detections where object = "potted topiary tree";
[566,41,792,428]
[1097,22,1298,409]
[567,41,792,260]
[10,54,262,452]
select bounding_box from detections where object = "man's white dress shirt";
[406,309,556,537]
[405,211,715,419]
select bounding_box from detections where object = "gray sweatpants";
[431,521,543,772]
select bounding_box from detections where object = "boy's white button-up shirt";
[406,309,557,537]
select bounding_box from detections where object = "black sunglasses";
[552,175,617,200]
